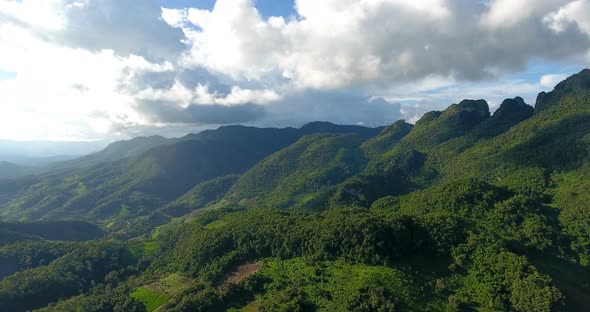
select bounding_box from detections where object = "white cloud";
[540,74,568,87]
[134,81,281,107]
[0,0,280,140]
[481,0,568,29]
[1,0,590,141]
[161,7,188,29]
[0,1,177,140]
[0,0,66,30]
[175,0,590,91]
[544,0,590,34]
[178,0,286,80]
[218,87,282,105]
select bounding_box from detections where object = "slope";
[0,123,383,222]
[77,135,174,165]
[228,133,368,209]
[11,69,590,312]
[0,162,33,180]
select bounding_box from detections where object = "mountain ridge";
[1,69,590,312]
[0,122,385,222]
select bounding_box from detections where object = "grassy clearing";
[130,287,171,312]
[126,244,144,263]
[159,273,198,295]
[125,241,160,263]
[143,241,160,257]
[131,273,198,311]
[227,303,258,312]
[204,220,227,230]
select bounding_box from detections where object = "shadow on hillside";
[529,254,590,312]
[502,114,590,171]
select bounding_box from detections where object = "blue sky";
[160,0,296,18]
[0,70,17,80]
[0,0,589,141]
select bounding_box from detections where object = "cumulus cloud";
[544,0,590,34]
[137,100,266,125]
[0,32,147,140]
[481,0,566,29]
[540,74,568,87]
[1,0,590,140]
[0,0,186,60]
[0,0,281,140]
[133,81,281,107]
[173,0,590,90]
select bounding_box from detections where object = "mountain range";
[0,122,383,223]
[0,69,589,311]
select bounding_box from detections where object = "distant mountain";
[0,162,32,180]
[0,137,173,179]
[76,135,174,165]
[298,121,385,140]
[0,123,383,222]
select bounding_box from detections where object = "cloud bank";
[0,0,589,140]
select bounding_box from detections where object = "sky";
[0,0,589,142]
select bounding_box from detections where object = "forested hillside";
[0,123,382,224]
[0,69,589,311]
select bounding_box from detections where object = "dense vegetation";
[0,69,589,311]
[228,133,367,209]
[0,123,382,223]
[0,221,103,245]
[0,241,144,311]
